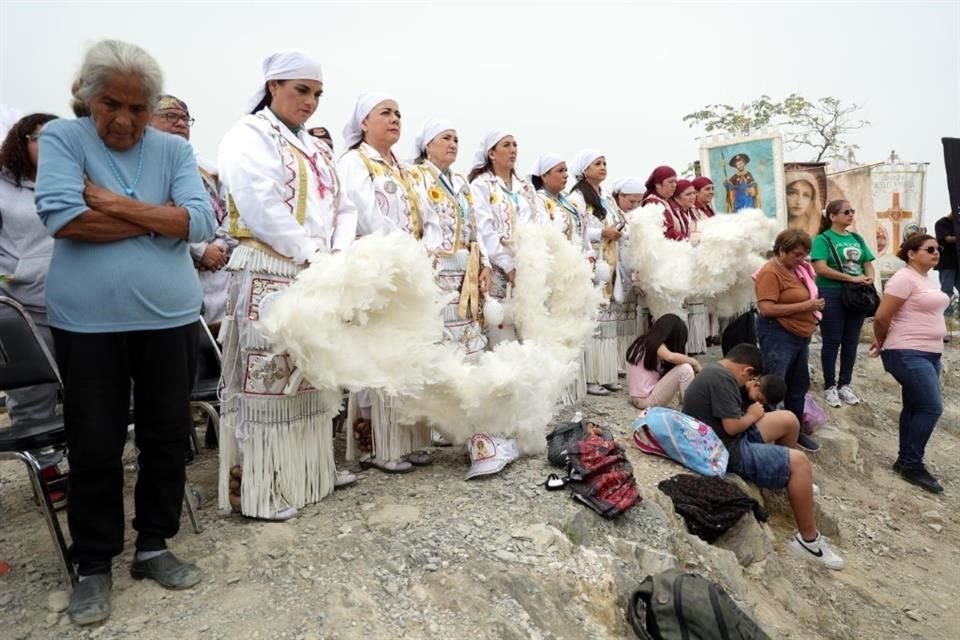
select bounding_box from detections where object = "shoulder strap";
[821,234,843,271]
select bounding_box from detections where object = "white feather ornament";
[482,297,505,327]
[258,226,599,453]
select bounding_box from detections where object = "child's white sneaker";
[788,532,844,570]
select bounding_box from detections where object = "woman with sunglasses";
[810,200,876,408]
[871,233,949,493]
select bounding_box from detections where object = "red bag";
[565,432,641,518]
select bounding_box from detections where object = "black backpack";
[627,569,771,640]
[721,309,757,356]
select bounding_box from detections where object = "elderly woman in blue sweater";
[35,39,215,626]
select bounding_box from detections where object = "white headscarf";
[471,129,511,171]
[246,49,323,114]
[611,176,645,195]
[529,153,565,180]
[412,116,455,160]
[572,148,604,179]
[342,92,393,148]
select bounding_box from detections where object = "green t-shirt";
[810,229,875,289]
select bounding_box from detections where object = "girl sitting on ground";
[625,313,703,409]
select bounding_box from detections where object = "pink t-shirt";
[627,361,661,399]
[882,268,949,353]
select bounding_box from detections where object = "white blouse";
[470,171,539,273]
[412,161,490,266]
[335,143,440,247]
[535,189,593,257]
[217,108,338,264]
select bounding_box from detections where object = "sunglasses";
[921,246,940,254]
[839,209,856,215]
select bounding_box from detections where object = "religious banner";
[699,130,786,225]
[826,163,881,271]
[784,162,828,237]
[870,163,928,269]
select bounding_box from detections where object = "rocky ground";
[1,329,958,640]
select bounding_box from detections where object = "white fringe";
[585,331,619,386]
[227,244,303,279]
[685,301,708,354]
[558,351,587,407]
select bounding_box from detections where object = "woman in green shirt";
[810,200,876,408]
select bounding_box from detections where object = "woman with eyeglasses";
[754,229,824,452]
[871,233,949,494]
[150,95,233,331]
[567,149,626,396]
[0,113,59,430]
[338,93,440,474]
[810,199,876,408]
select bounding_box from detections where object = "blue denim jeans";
[939,269,959,316]
[755,315,810,425]
[819,287,866,388]
[880,349,943,466]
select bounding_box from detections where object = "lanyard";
[438,171,468,224]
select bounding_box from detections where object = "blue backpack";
[632,407,729,477]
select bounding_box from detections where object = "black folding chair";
[0,297,75,587]
[191,317,221,448]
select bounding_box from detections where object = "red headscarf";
[692,176,716,217]
[643,165,677,195]
[692,176,713,191]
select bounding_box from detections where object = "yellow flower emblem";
[373,164,383,176]
[490,193,500,205]
[428,186,443,203]
[464,192,474,206]
[545,200,555,212]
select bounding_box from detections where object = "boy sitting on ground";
[682,343,844,570]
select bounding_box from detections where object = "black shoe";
[898,463,944,494]
[797,432,820,452]
[130,551,202,590]
[892,459,903,473]
[68,574,112,626]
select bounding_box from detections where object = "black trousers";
[52,323,198,576]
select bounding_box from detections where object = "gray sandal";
[68,574,112,626]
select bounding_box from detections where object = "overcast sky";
[2,1,957,224]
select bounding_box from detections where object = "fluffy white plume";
[258,226,598,453]
[482,297,504,327]
[594,261,611,284]
[623,206,778,319]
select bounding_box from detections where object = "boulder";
[714,513,775,567]
[813,427,861,471]
[686,534,748,597]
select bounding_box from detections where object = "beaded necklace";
[101,136,145,198]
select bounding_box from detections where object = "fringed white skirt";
[218,245,337,518]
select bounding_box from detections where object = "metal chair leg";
[183,480,202,534]
[16,451,76,588]
[192,402,219,447]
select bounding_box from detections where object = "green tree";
[682,94,869,163]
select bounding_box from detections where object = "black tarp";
[942,137,960,263]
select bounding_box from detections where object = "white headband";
[612,176,645,195]
[247,49,323,114]
[412,116,455,160]
[572,148,604,179]
[342,91,393,148]
[529,153,565,180]
[471,129,511,171]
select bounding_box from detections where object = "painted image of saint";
[724,153,761,212]
[785,170,823,236]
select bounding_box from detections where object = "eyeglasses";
[24,133,40,142]
[921,246,940,254]
[840,209,856,215]
[159,112,195,127]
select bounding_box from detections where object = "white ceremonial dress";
[337,143,439,465]
[470,170,539,346]
[216,107,341,518]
